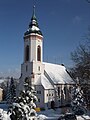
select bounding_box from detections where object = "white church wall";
[30,40,37,62]
[32,62,45,85]
[21,62,32,77]
[44,89,55,108]
[33,62,45,73]
[28,37,43,62]
[35,85,44,108]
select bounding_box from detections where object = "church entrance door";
[51,101,55,109]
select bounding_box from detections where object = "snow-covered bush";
[0,108,3,119]
[8,78,38,120]
[71,84,86,115]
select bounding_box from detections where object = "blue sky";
[0,0,90,78]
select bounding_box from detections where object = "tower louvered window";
[37,45,41,61]
[25,45,29,61]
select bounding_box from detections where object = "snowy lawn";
[77,115,90,120]
[0,103,90,120]
[37,108,90,120]
[0,109,90,120]
[38,108,61,120]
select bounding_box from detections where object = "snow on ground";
[0,103,90,120]
[77,115,90,120]
[0,108,10,120]
[37,114,47,120]
[0,109,90,120]
[37,108,90,120]
[38,108,61,120]
[2,111,10,120]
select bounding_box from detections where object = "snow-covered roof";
[30,25,40,31]
[44,62,74,84]
[35,62,74,89]
[35,75,54,90]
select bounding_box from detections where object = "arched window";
[37,45,41,61]
[25,45,29,61]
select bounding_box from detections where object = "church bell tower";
[24,6,43,63]
[20,6,44,86]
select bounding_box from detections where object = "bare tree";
[70,29,90,109]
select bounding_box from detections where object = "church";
[18,6,75,109]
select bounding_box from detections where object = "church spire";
[32,5,36,20]
[24,6,43,36]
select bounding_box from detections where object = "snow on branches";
[8,78,38,120]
